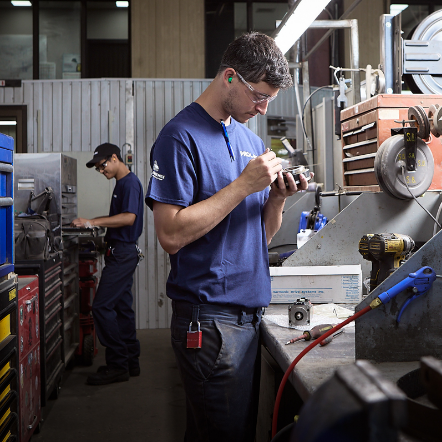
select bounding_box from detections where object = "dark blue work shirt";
[106,171,144,243]
[145,102,270,308]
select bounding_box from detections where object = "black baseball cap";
[86,143,121,168]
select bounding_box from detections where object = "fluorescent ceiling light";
[390,4,408,16]
[11,1,32,6]
[0,121,17,126]
[273,0,332,54]
[116,1,128,7]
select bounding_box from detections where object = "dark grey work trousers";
[171,300,263,442]
[92,240,140,371]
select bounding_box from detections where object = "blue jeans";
[92,241,140,371]
[171,300,263,442]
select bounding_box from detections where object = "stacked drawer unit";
[14,154,80,368]
[340,94,442,192]
[77,258,98,366]
[17,276,40,442]
[15,255,64,407]
[62,251,79,366]
[0,277,18,442]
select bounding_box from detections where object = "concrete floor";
[32,328,186,442]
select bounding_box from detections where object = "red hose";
[271,304,372,439]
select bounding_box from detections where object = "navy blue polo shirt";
[106,171,144,243]
[145,102,271,308]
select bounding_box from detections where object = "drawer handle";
[27,414,38,430]
[25,296,37,305]
[0,197,13,207]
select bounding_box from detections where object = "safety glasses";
[235,71,278,104]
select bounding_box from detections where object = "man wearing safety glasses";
[145,32,310,442]
[71,143,144,386]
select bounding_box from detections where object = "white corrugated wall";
[0,78,297,328]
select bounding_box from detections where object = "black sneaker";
[129,366,140,377]
[87,368,129,385]
[97,365,140,377]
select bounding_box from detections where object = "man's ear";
[223,69,235,85]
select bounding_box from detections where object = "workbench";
[260,304,419,402]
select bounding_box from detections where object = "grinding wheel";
[428,104,441,137]
[408,105,430,139]
[374,135,434,200]
[374,137,399,199]
[433,106,442,137]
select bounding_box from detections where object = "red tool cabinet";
[17,276,41,442]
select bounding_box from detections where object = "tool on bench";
[359,233,415,291]
[285,324,333,345]
[319,329,344,346]
[369,265,436,323]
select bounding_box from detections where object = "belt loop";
[239,310,246,326]
[191,305,200,324]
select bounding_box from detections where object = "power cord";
[400,165,441,229]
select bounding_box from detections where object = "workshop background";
[1,0,442,441]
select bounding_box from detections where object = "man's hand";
[238,148,282,194]
[71,218,92,228]
[270,169,312,200]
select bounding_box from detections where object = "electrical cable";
[400,166,441,229]
[432,196,442,237]
[271,304,372,438]
[301,85,334,136]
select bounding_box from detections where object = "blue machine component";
[376,266,437,322]
[0,133,14,278]
[298,210,328,233]
[298,186,328,234]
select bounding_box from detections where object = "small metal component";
[428,104,441,138]
[408,105,430,140]
[280,165,312,188]
[288,298,312,326]
[434,106,442,136]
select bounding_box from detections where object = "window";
[0,1,33,79]
[39,1,81,79]
[0,0,130,80]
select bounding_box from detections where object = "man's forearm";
[154,179,249,254]
[91,213,136,228]
[263,194,286,245]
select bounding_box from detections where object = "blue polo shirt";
[106,171,144,243]
[145,102,271,308]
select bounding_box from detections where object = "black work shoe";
[97,365,140,377]
[129,366,140,377]
[87,368,129,385]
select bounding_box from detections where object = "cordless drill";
[358,233,415,292]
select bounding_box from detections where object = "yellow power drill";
[358,233,415,292]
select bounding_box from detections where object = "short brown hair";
[218,32,293,90]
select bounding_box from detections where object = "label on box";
[270,265,362,304]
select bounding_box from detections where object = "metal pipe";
[304,0,364,61]
[350,19,360,104]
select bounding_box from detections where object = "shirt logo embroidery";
[113,194,117,198]
[152,160,165,181]
[240,151,257,159]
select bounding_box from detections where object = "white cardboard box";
[270,265,362,304]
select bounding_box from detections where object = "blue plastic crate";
[0,133,14,278]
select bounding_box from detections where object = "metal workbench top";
[261,304,419,402]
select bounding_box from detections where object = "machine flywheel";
[374,135,434,200]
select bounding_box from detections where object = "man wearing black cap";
[71,142,144,385]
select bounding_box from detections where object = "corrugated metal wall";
[0,78,297,329]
